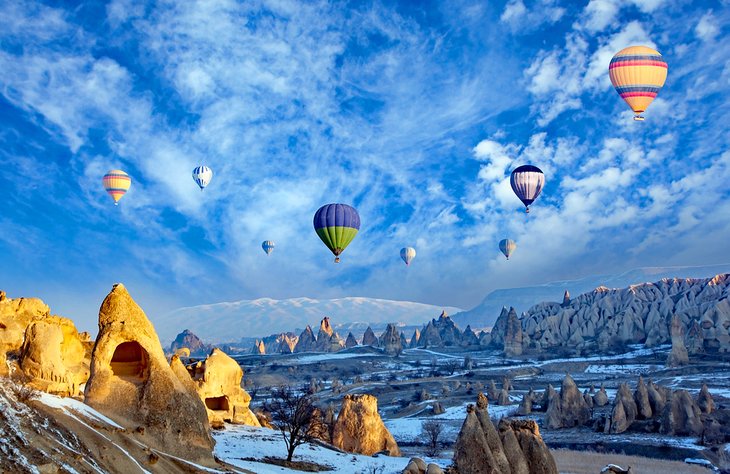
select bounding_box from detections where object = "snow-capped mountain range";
[154,297,462,344]
[452,264,730,330]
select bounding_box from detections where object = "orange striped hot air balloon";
[102,170,131,205]
[609,45,667,121]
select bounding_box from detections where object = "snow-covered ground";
[38,393,124,429]
[584,364,660,375]
[213,424,450,474]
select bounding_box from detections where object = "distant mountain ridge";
[453,264,730,329]
[154,296,462,344]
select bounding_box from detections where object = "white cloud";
[695,11,719,42]
[501,0,565,32]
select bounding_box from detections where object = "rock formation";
[697,384,714,414]
[409,328,421,348]
[294,325,317,352]
[608,383,638,434]
[685,321,705,355]
[503,309,523,356]
[400,332,408,348]
[332,394,401,456]
[18,317,89,397]
[647,381,667,414]
[660,389,703,436]
[261,332,298,354]
[518,393,532,415]
[83,284,214,461]
[251,339,266,354]
[489,307,514,349]
[186,348,260,428]
[634,377,652,419]
[453,393,558,474]
[667,314,689,367]
[419,311,461,347]
[497,388,510,406]
[594,385,609,407]
[345,332,358,348]
[562,290,570,307]
[461,325,480,348]
[0,292,53,376]
[380,323,403,355]
[314,317,345,352]
[545,375,591,429]
[170,329,208,357]
[362,326,379,346]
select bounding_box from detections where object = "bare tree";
[264,386,325,462]
[421,419,443,456]
[444,359,460,375]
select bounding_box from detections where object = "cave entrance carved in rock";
[110,341,149,382]
[205,396,230,411]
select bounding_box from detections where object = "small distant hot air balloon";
[313,203,360,263]
[262,240,275,255]
[609,46,668,121]
[510,165,544,213]
[102,170,131,205]
[499,239,516,260]
[192,165,213,190]
[400,247,416,266]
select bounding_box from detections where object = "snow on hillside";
[154,296,462,344]
[453,264,730,329]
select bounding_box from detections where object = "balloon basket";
[334,257,340,263]
[633,115,645,121]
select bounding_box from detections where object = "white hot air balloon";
[192,165,213,190]
[400,247,416,266]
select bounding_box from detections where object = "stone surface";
[331,394,401,456]
[0,293,52,376]
[660,389,703,436]
[503,308,523,356]
[251,339,266,354]
[186,348,260,428]
[697,384,714,414]
[83,284,214,462]
[294,325,317,352]
[545,375,591,429]
[345,332,358,348]
[314,317,345,352]
[379,323,403,355]
[667,314,689,367]
[634,377,652,419]
[609,383,638,434]
[19,317,89,397]
[594,385,609,407]
[170,329,208,357]
[409,329,421,348]
[362,326,379,346]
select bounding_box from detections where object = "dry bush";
[9,371,40,404]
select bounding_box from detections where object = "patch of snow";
[290,352,380,363]
[584,364,659,375]
[37,393,124,429]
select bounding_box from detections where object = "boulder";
[667,315,689,367]
[18,317,89,397]
[83,284,214,461]
[332,394,400,456]
[402,457,427,474]
[432,402,445,415]
[170,329,207,356]
[594,385,609,407]
[345,332,358,348]
[362,326,379,347]
[518,393,532,415]
[487,380,499,401]
[186,348,260,427]
[697,384,714,414]
[379,323,403,355]
[426,464,444,474]
[497,388,510,406]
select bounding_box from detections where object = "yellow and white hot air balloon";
[609,45,668,121]
[102,170,131,205]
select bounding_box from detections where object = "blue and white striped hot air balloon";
[262,240,275,255]
[400,247,416,266]
[499,239,516,260]
[192,165,213,190]
[510,165,544,213]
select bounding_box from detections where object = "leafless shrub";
[422,419,443,456]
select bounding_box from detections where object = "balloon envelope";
[609,46,667,121]
[499,239,516,260]
[262,240,275,255]
[102,170,131,205]
[400,247,416,266]
[510,165,544,212]
[313,203,360,262]
[192,165,213,190]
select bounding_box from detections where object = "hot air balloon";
[510,165,544,213]
[192,165,213,190]
[499,239,516,260]
[262,240,275,255]
[102,170,131,205]
[609,46,667,121]
[400,247,416,266]
[313,203,360,263]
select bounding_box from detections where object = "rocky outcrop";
[409,329,421,348]
[332,394,400,456]
[608,383,638,434]
[315,317,345,352]
[170,329,208,357]
[186,348,260,428]
[685,321,704,355]
[634,377,652,419]
[0,293,53,376]
[667,314,690,367]
[453,393,558,474]
[252,339,266,354]
[260,332,298,354]
[83,284,214,462]
[380,323,403,355]
[345,332,358,348]
[489,307,512,349]
[518,392,533,415]
[461,326,480,348]
[516,274,730,353]
[545,375,591,429]
[594,385,609,407]
[660,389,703,436]
[503,309,523,357]
[697,384,714,414]
[562,290,570,307]
[294,325,317,352]
[362,326,379,347]
[419,311,461,347]
[18,317,89,397]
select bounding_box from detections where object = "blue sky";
[1,0,729,333]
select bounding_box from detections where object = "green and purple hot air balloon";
[313,203,360,263]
